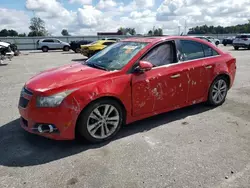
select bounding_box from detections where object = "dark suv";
[70,40,93,53]
[232,34,250,50]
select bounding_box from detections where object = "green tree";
[147,28,163,36]
[8,29,18,36]
[61,29,70,36]
[188,21,250,34]
[28,17,47,36]
[148,30,153,36]
[117,27,136,35]
[18,33,26,37]
[0,29,10,36]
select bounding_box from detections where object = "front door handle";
[171,74,181,78]
[205,65,212,69]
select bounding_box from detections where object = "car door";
[43,39,55,49]
[53,39,62,49]
[131,41,189,116]
[177,39,215,103]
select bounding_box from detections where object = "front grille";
[23,87,33,96]
[19,97,29,108]
[21,117,28,127]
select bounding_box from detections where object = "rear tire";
[215,41,219,46]
[207,76,228,106]
[76,99,124,143]
[42,46,48,52]
[223,43,227,46]
[234,46,239,50]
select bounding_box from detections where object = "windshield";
[84,41,148,71]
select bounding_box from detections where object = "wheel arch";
[75,96,127,135]
[42,45,49,49]
[210,73,231,92]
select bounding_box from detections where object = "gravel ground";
[0,46,249,188]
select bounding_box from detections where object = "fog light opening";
[37,124,58,133]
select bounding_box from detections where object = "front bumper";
[18,87,79,140]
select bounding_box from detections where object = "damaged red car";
[18,36,236,143]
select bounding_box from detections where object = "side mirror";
[134,61,153,73]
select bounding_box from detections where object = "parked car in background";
[80,40,116,57]
[70,40,93,53]
[36,38,70,52]
[18,36,236,143]
[222,37,235,46]
[206,36,220,46]
[101,38,121,41]
[232,34,250,50]
[0,41,14,64]
[190,36,217,46]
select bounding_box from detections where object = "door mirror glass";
[135,61,153,73]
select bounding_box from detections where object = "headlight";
[36,90,75,107]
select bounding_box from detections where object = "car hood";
[25,62,111,93]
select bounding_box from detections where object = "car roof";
[41,38,60,40]
[122,36,210,43]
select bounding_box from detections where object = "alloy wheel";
[87,104,120,139]
[212,79,227,104]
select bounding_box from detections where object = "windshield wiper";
[86,63,109,71]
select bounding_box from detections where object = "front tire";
[77,99,124,143]
[234,46,239,50]
[215,41,219,46]
[207,77,228,106]
[75,48,81,53]
[63,46,70,51]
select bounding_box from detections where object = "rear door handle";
[171,74,181,78]
[205,65,213,69]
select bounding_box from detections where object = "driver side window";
[142,42,175,67]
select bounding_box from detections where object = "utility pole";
[178,25,181,35]
[184,20,187,35]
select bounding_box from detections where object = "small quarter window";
[203,44,219,57]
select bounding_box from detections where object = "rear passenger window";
[43,39,54,43]
[179,40,204,61]
[202,44,219,57]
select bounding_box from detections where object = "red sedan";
[18,36,236,143]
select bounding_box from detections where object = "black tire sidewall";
[77,99,124,143]
[75,48,81,53]
[208,77,228,106]
[42,46,48,52]
[63,46,70,51]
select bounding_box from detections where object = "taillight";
[243,38,248,41]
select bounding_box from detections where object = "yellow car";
[80,40,116,57]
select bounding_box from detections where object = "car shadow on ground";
[29,51,63,54]
[0,103,214,167]
[62,51,76,54]
[71,58,88,62]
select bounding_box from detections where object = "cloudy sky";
[0,0,250,36]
